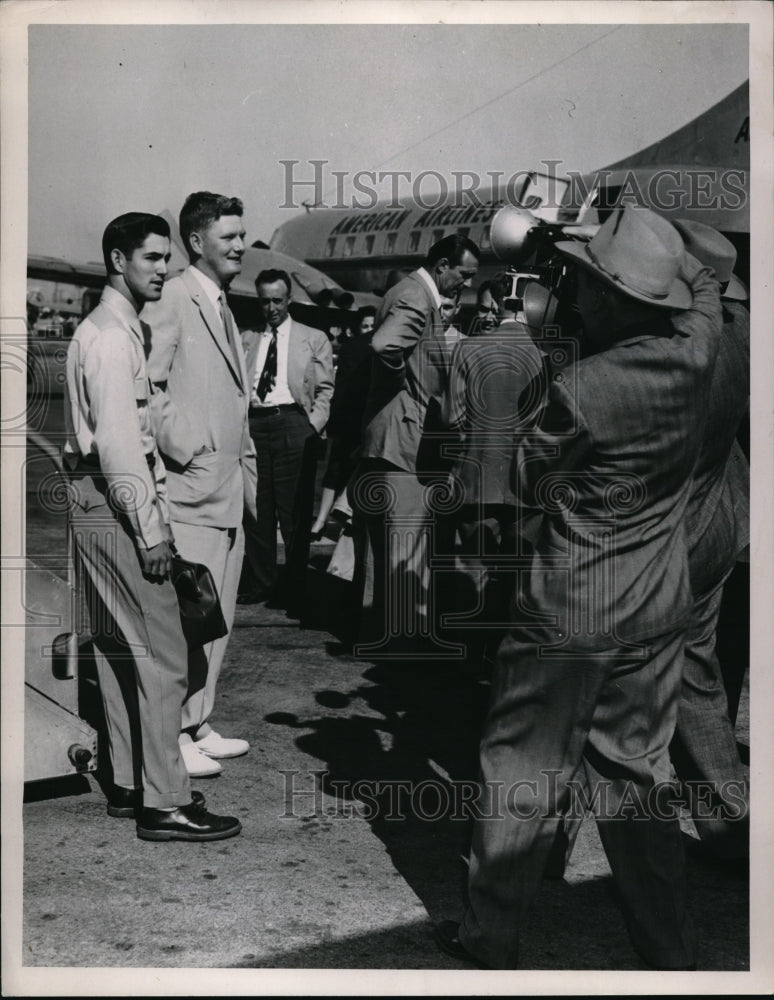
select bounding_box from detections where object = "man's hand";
[679,250,705,286]
[140,540,173,577]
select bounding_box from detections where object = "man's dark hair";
[102,213,170,273]
[356,305,377,322]
[426,233,480,269]
[179,191,243,260]
[476,279,504,308]
[255,269,292,295]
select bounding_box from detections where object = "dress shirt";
[64,285,169,550]
[415,267,442,310]
[189,264,224,316]
[250,316,295,407]
[190,264,242,374]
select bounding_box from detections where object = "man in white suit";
[145,192,258,778]
[239,269,334,611]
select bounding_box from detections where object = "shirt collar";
[101,285,141,330]
[189,264,224,307]
[415,267,442,310]
[263,316,292,337]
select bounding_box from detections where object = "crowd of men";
[63,191,749,969]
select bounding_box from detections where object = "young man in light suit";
[239,269,334,612]
[65,212,240,840]
[145,192,257,778]
[436,207,722,970]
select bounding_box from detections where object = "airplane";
[26,215,380,398]
[27,213,379,332]
[269,81,750,296]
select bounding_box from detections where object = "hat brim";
[723,273,748,301]
[555,240,693,311]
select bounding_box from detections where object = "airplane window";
[458,227,470,237]
[432,229,445,243]
[481,228,491,248]
[385,232,397,254]
[409,231,421,253]
[364,235,375,255]
[325,237,336,258]
[344,236,356,257]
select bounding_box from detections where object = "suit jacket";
[360,270,445,473]
[327,333,374,444]
[443,320,545,506]
[515,262,722,651]
[144,267,257,529]
[241,320,334,434]
[675,301,750,596]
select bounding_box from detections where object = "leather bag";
[170,554,228,648]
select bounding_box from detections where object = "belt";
[248,403,300,417]
[77,451,156,472]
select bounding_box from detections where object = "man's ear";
[110,247,126,275]
[188,230,203,257]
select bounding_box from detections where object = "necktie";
[218,292,243,375]
[256,327,278,402]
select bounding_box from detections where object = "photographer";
[436,206,722,970]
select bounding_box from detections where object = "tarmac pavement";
[18,396,751,974]
[21,539,750,973]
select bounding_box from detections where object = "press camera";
[489,205,598,335]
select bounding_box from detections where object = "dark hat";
[555,205,692,310]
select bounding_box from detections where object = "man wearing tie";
[239,269,334,612]
[145,192,257,778]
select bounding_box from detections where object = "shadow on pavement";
[23,774,93,804]
[265,561,749,972]
[227,854,748,970]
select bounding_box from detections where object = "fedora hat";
[555,205,692,310]
[673,219,748,301]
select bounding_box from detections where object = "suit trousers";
[70,478,191,808]
[354,459,459,659]
[459,629,696,970]
[670,571,749,855]
[454,503,520,661]
[243,406,318,597]
[170,520,244,737]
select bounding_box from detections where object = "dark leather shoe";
[434,921,489,968]
[631,940,696,970]
[236,588,272,605]
[136,794,240,841]
[106,786,139,818]
[108,787,204,819]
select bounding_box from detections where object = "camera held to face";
[490,205,598,336]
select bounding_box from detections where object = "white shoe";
[195,731,249,759]
[179,737,222,777]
